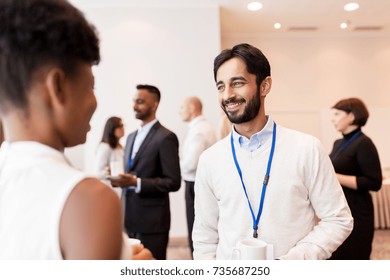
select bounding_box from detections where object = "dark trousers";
[185,180,195,258]
[128,231,169,260]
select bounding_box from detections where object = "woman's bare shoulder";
[60,178,123,259]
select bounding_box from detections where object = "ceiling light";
[247,2,263,11]
[340,20,352,30]
[344,2,359,11]
[340,22,348,29]
[274,23,282,30]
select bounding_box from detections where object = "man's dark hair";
[332,98,369,127]
[213,43,271,86]
[136,84,161,102]
[0,0,100,113]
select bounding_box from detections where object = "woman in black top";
[329,98,382,260]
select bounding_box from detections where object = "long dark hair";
[101,116,122,149]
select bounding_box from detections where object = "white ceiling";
[70,0,390,34]
[219,0,390,34]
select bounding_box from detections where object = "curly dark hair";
[213,43,271,86]
[101,116,123,149]
[0,0,100,113]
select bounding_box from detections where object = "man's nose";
[221,86,235,101]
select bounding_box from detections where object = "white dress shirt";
[128,119,158,192]
[181,115,216,182]
[131,119,159,163]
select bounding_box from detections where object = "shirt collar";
[343,127,361,140]
[137,119,158,134]
[232,116,274,152]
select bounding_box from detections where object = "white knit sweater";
[193,119,353,260]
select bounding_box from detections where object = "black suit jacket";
[123,121,181,233]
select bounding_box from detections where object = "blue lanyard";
[330,130,362,160]
[230,122,276,238]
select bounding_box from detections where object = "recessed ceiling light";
[340,22,349,29]
[247,2,263,11]
[274,23,282,30]
[344,2,359,11]
[340,20,352,30]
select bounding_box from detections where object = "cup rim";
[127,238,141,245]
[239,238,267,247]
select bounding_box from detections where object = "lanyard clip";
[263,175,270,186]
[253,228,258,238]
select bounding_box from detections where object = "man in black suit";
[110,84,181,260]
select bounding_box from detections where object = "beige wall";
[222,33,390,168]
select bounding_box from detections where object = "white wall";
[63,4,390,239]
[65,3,221,237]
[222,33,390,168]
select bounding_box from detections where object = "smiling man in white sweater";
[192,43,353,260]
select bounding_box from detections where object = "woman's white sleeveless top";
[0,141,86,259]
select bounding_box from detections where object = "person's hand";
[105,166,111,177]
[132,244,155,260]
[108,173,137,188]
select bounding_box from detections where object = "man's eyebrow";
[231,76,246,82]
[216,76,247,86]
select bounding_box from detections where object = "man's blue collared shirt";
[231,116,274,152]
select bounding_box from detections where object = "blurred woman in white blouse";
[95,116,125,197]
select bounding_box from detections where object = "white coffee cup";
[110,160,124,177]
[231,238,273,260]
[120,237,141,260]
[127,238,141,246]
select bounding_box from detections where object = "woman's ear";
[260,76,272,97]
[45,68,67,105]
[349,112,356,125]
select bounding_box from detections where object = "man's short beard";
[135,109,151,121]
[221,86,261,124]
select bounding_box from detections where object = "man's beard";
[134,108,152,121]
[221,87,261,124]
